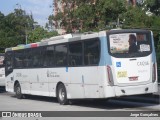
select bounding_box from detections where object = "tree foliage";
[0,9,34,51]
[27,27,58,43]
[143,0,160,16]
[0,8,58,52]
[52,0,160,32]
[53,0,126,32]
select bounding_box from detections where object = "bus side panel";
[67,66,107,99]
[27,69,49,96]
[14,69,30,94]
[81,66,100,98]
[0,54,5,87]
[82,66,116,98]
[48,82,57,97]
[48,67,69,97]
[67,67,85,99]
[0,68,5,87]
[13,69,49,96]
[5,73,14,92]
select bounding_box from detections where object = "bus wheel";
[57,84,68,105]
[15,83,23,99]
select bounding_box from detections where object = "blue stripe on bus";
[99,36,112,66]
[66,67,68,72]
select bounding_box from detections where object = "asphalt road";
[0,92,159,111]
[0,91,159,119]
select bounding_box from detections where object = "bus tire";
[15,83,23,99]
[57,84,68,105]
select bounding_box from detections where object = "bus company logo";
[2,112,11,117]
[116,62,121,67]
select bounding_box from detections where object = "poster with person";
[109,33,136,53]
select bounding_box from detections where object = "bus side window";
[32,48,42,67]
[24,49,33,68]
[15,51,24,68]
[68,42,83,66]
[55,44,67,67]
[44,45,55,67]
[84,38,100,66]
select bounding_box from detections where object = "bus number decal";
[117,71,127,78]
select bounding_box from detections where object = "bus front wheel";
[57,84,68,105]
[15,83,23,99]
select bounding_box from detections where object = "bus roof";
[5,31,102,52]
[5,29,151,52]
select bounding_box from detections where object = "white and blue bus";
[5,29,158,104]
[0,53,5,88]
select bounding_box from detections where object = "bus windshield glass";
[108,31,152,58]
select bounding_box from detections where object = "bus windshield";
[108,31,152,58]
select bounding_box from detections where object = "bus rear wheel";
[57,84,68,105]
[15,83,23,99]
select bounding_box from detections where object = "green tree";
[143,0,160,16]
[121,6,153,28]
[27,26,58,43]
[52,0,160,32]
[53,0,126,32]
[0,8,35,51]
[0,8,58,53]
[139,0,160,68]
